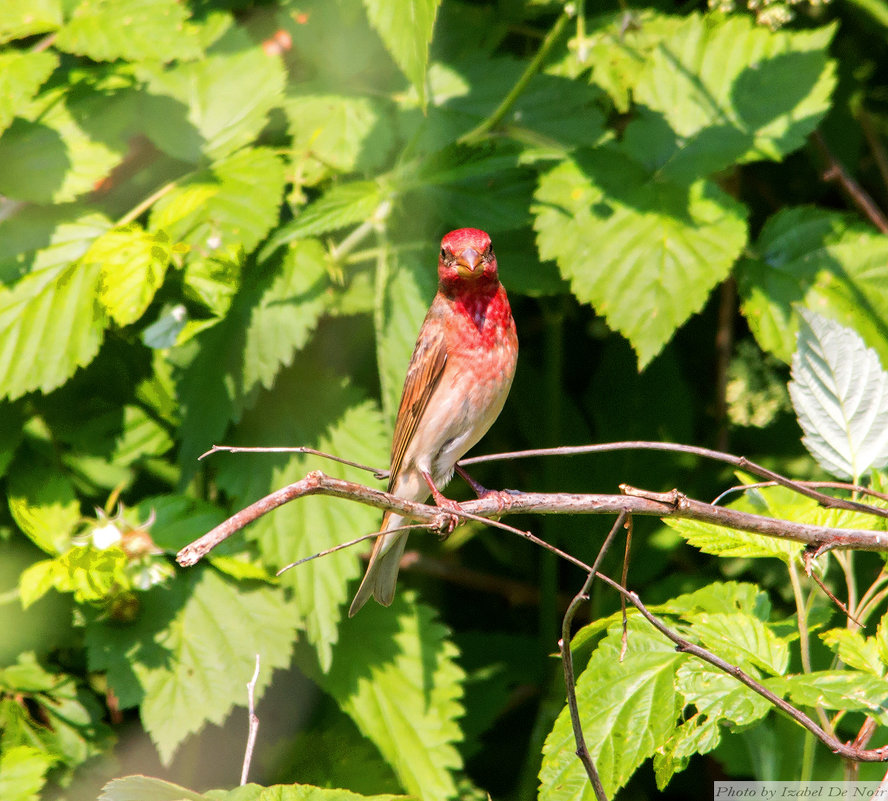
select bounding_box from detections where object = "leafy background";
[3,0,888,799]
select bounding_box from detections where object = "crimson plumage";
[348,228,518,616]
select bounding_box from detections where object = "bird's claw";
[432,511,460,538]
[478,488,518,515]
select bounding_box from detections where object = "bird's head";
[438,228,498,288]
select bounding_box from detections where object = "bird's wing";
[388,313,448,492]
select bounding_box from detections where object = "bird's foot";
[422,470,462,537]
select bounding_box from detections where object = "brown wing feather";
[387,308,448,491]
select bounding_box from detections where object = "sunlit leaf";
[789,310,888,480]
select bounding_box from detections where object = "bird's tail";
[348,511,408,617]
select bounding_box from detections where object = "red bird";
[349,228,518,616]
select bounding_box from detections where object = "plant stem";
[458,10,571,146]
[116,179,179,227]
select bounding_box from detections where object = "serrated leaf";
[175,239,330,470]
[88,226,172,326]
[112,405,174,465]
[0,82,131,203]
[7,463,81,553]
[768,670,888,722]
[100,776,408,801]
[312,593,464,801]
[0,205,111,285]
[687,612,789,674]
[789,310,888,480]
[0,259,106,399]
[634,14,836,172]
[136,27,285,162]
[738,206,888,366]
[375,244,436,422]
[99,776,207,801]
[665,509,801,561]
[0,745,53,801]
[0,51,58,137]
[676,661,771,724]
[533,150,747,367]
[264,181,388,256]
[86,568,297,764]
[19,545,129,607]
[363,0,440,104]
[284,94,393,186]
[540,619,682,799]
[0,0,62,43]
[150,148,286,255]
[55,0,203,62]
[821,629,884,677]
[215,370,388,671]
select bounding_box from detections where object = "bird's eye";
[485,246,495,260]
[440,247,447,259]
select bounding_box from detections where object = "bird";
[348,228,518,616]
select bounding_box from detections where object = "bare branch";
[459,441,888,520]
[176,471,888,568]
[595,573,888,763]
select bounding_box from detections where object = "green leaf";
[676,661,772,725]
[136,26,285,162]
[87,226,173,326]
[374,244,436,422]
[0,51,58,137]
[150,148,286,255]
[7,462,81,553]
[86,568,297,764]
[264,181,388,255]
[821,628,884,677]
[215,371,388,671]
[737,206,888,366]
[311,593,464,801]
[175,239,330,470]
[687,612,789,674]
[0,0,62,43]
[363,0,440,104]
[284,94,393,186]
[0,205,111,285]
[768,670,888,722]
[634,14,836,171]
[0,82,131,203]
[789,310,888,480]
[666,516,801,561]
[540,619,683,799]
[533,149,747,367]
[99,776,207,801]
[55,0,202,62]
[19,545,129,607]
[0,259,106,399]
[100,776,409,801]
[0,746,53,801]
[112,405,174,466]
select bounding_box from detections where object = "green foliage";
[3,0,888,798]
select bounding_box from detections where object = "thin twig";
[200,444,388,479]
[176,471,888,567]
[241,655,261,786]
[460,441,888,520]
[802,549,865,628]
[595,573,888,763]
[560,511,629,800]
[811,130,888,234]
[713,480,888,506]
[276,526,421,575]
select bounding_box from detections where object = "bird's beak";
[455,247,481,276]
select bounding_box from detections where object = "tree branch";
[176,471,888,567]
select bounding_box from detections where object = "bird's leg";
[421,470,461,536]
[455,465,517,514]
